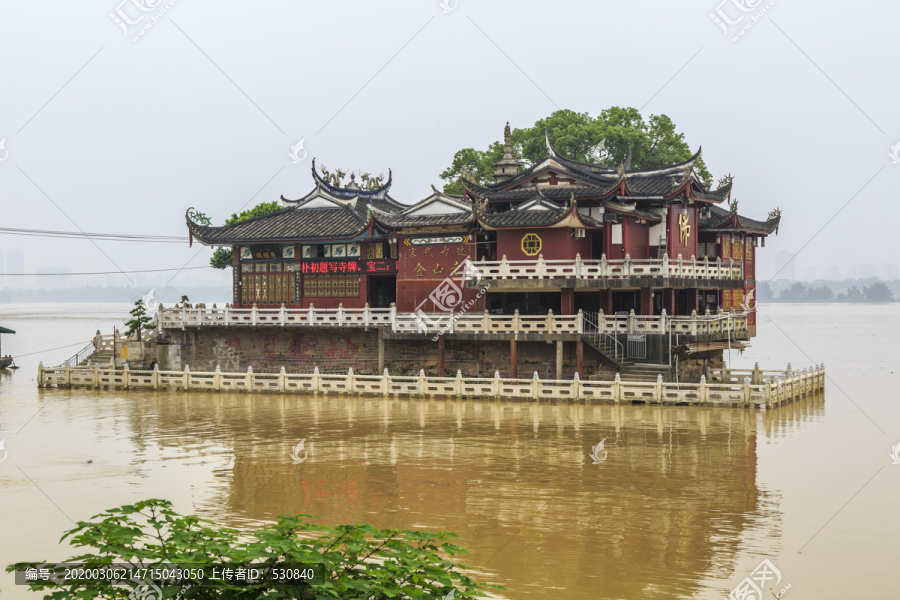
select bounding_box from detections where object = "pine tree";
[124,299,156,342]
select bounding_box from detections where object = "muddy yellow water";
[1,303,899,598]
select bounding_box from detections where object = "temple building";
[179,124,781,380]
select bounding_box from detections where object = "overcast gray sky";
[1,0,898,291]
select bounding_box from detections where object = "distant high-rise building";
[774,250,796,280]
[825,265,840,280]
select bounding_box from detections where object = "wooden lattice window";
[521,233,542,256]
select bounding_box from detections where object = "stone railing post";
[743,376,752,406]
[535,254,545,279]
[571,371,580,400]
[122,363,129,390]
[624,253,632,277]
[38,362,44,388]
[448,309,455,334]
[337,303,344,327]
[574,253,582,278]
[656,373,663,404]
[251,304,259,327]
[418,368,426,395]
[598,309,605,332]
[183,364,190,389]
[627,309,635,335]
[676,253,683,277]
[364,303,371,327]
[513,309,520,333]
[690,309,698,336]
[246,365,253,390]
[455,369,463,398]
[715,256,722,278]
[613,372,621,403]
[312,366,320,395]
[224,304,230,326]
[482,309,490,333]
[532,371,540,400]
[699,375,707,405]
[181,304,187,330]
[600,253,608,278]
[279,366,286,392]
[500,254,510,279]
[214,364,222,391]
[383,368,390,398]
[493,370,501,398]
[151,363,159,390]
[389,303,397,332]
[546,309,554,332]
[279,304,286,327]
[347,367,355,393]
[659,309,667,335]
[577,309,584,334]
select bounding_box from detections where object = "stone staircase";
[582,333,673,382]
[620,363,673,382]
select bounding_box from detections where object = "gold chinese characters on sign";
[678,212,691,245]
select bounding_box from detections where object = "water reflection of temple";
[138,393,824,599]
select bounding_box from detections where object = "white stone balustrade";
[160,305,749,337]
[472,253,743,281]
[37,363,825,409]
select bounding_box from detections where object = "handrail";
[37,363,826,409]
[467,253,744,282]
[582,311,623,359]
[57,341,95,368]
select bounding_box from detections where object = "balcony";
[158,305,750,340]
[467,254,744,290]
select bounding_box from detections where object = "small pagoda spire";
[493,121,521,183]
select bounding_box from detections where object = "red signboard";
[299,259,396,274]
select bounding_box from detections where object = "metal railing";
[58,342,96,368]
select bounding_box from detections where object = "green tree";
[863,282,893,302]
[210,201,284,269]
[124,299,156,342]
[8,499,499,599]
[441,107,712,193]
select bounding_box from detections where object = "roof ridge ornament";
[728,197,739,215]
[717,173,734,189]
[544,128,557,158]
[767,207,781,221]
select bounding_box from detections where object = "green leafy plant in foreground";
[8,499,500,599]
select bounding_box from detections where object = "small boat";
[0,325,15,369]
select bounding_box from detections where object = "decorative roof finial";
[729,197,739,215]
[544,128,557,158]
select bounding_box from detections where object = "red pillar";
[510,337,517,379]
[232,245,241,307]
[600,289,613,314]
[664,288,675,316]
[437,335,445,376]
[639,288,653,316]
[622,217,630,257]
[561,288,575,315]
[576,339,583,378]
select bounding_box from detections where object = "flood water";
[0,302,898,599]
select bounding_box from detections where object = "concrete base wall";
[164,328,606,378]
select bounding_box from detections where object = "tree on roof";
[210,201,283,269]
[440,107,712,194]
